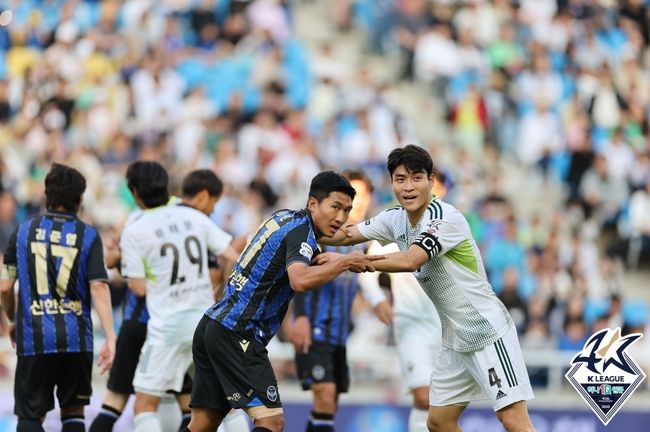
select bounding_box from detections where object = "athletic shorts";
[190,315,281,417]
[133,339,194,397]
[429,324,534,411]
[295,341,349,393]
[14,352,93,419]
[107,320,147,394]
[394,316,440,391]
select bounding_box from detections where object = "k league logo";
[565,327,646,425]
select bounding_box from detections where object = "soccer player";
[117,163,243,432]
[186,171,380,432]
[0,163,116,432]
[291,171,392,432]
[358,169,446,432]
[321,145,536,432]
[91,166,249,432]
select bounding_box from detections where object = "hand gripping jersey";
[357,197,512,352]
[120,205,232,345]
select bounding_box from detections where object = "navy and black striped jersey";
[3,212,108,356]
[122,291,149,324]
[205,209,319,345]
[293,244,364,347]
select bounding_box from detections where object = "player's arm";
[87,235,116,373]
[119,227,146,297]
[288,253,379,293]
[126,278,146,297]
[317,223,368,246]
[291,293,312,353]
[284,224,379,292]
[369,220,461,273]
[368,244,430,273]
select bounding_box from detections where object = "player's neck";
[406,204,427,228]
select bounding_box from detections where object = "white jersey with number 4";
[121,205,232,345]
[357,196,512,352]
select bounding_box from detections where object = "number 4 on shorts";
[488,367,502,389]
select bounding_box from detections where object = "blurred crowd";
[0,0,648,387]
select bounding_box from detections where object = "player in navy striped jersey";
[186,171,381,432]
[291,171,393,432]
[0,164,116,432]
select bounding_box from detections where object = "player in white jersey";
[120,166,243,432]
[357,172,447,432]
[321,145,536,432]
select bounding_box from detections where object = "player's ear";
[306,196,318,212]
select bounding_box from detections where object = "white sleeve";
[206,220,233,256]
[356,210,396,246]
[412,218,465,259]
[357,241,387,307]
[120,228,145,278]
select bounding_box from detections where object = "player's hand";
[291,316,312,354]
[345,251,385,273]
[97,335,116,375]
[373,300,393,325]
[341,223,355,238]
[8,324,15,349]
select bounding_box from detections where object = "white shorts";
[133,341,193,397]
[394,316,440,391]
[429,324,534,411]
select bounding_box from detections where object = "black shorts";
[14,352,93,419]
[107,320,147,394]
[190,315,281,417]
[296,341,349,393]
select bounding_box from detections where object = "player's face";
[349,179,371,223]
[391,165,434,214]
[308,191,353,238]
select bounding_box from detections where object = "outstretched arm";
[318,223,368,247]
[369,244,429,273]
[287,251,382,292]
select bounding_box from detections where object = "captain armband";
[1,264,16,280]
[411,232,441,259]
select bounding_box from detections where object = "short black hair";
[308,171,356,202]
[387,145,433,177]
[182,169,223,198]
[45,163,86,213]
[343,170,374,193]
[126,161,169,208]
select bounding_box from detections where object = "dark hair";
[343,170,374,193]
[387,145,433,177]
[45,163,86,213]
[308,171,356,202]
[182,169,223,198]
[126,161,169,208]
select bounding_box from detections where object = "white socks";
[134,412,162,432]
[408,407,429,432]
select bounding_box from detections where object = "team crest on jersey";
[299,242,313,260]
[266,385,278,402]
[312,365,326,381]
[565,327,646,425]
[425,219,442,235]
